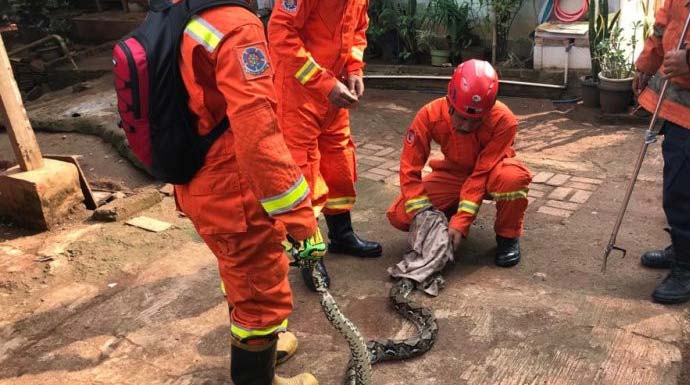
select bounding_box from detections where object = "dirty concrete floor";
[1,84,688,385]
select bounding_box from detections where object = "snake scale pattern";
[309,263,438,385]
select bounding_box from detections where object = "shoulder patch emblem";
[235,43,273,81]
[282,0,298,13]
[242,46,268,76]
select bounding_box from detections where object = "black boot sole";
[652,292,690,304]
[495,257,520,268]
[328,244,383,258]
[640,258,674,269]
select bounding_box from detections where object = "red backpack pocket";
[113,38,152,166]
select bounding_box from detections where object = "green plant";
[8,0,75,37]
[478,0,524,62]
[418,0,473,64]
[417,28,449,50]
[367,0,421,62]
[640,0,653,40]
[596,24,635,79]
[630,19,642,70]
[587,0,620,79]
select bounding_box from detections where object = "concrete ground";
[0,79,688,385]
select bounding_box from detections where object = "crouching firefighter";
[158,1,326,384]
[634,0,690,304]
[387,60,533,266]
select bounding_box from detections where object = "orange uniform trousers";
[388,158,531,239]
[269,0,369,215]
[173,6,318,340]
[277,90,357,215]
[175,135,293,338]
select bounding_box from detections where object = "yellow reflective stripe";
[184,16,224,52]
[295,57,321,85]
[231,319,288,340]
[325,196,356,210]
[351,47,364,62]
[490,189,529,201]
[220,281,226,296]
[404,196,431,213]
[404,196,430,207]
[406,202,431,213]
[458,200,479,215]
[260,176,310,215]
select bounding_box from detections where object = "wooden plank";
[126,216,172,233]
[0,35,43,171]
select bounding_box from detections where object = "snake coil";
[305,259,438,385]
[344,278,438,385]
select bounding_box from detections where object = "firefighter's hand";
[329,81,359,109]
[662,49,690,78]
[292,228,327,261]
[449,228,463,252]
[347,74,365,98]
[633,71,651,95]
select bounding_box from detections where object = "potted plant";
[595,24,636,113]
[582,0,620,107]
[418,27,451,65]
[419,0,474,66]
[367,0,421,63]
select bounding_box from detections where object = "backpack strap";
[200,116,230,147]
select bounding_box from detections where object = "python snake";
[305,262,439,385]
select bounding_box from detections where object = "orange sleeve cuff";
[278,204,318,241]
[314,74,338,100]
[346,65,364,77]
[449,213,472,238]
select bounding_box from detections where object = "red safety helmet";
[447,60,499,119]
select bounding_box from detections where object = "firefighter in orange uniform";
[173,3,323,384]
[267,0,383,281]
[387,60,532,267]
[634,0,690,304]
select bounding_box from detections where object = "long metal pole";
[602,10,690,272]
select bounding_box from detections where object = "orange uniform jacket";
[267,0,369,99]
[636,0,690,129]
[400,98,520,236]
[175,6,316,241]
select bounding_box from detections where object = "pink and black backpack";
[113,0,250,183]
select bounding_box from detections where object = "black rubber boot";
[300,259,330,293]
[641,245,675,269]
[230,337,318,385]
[652,263,690,304]
[324,212,382,258]
[495,236,521,267]
[230,338,276,385]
